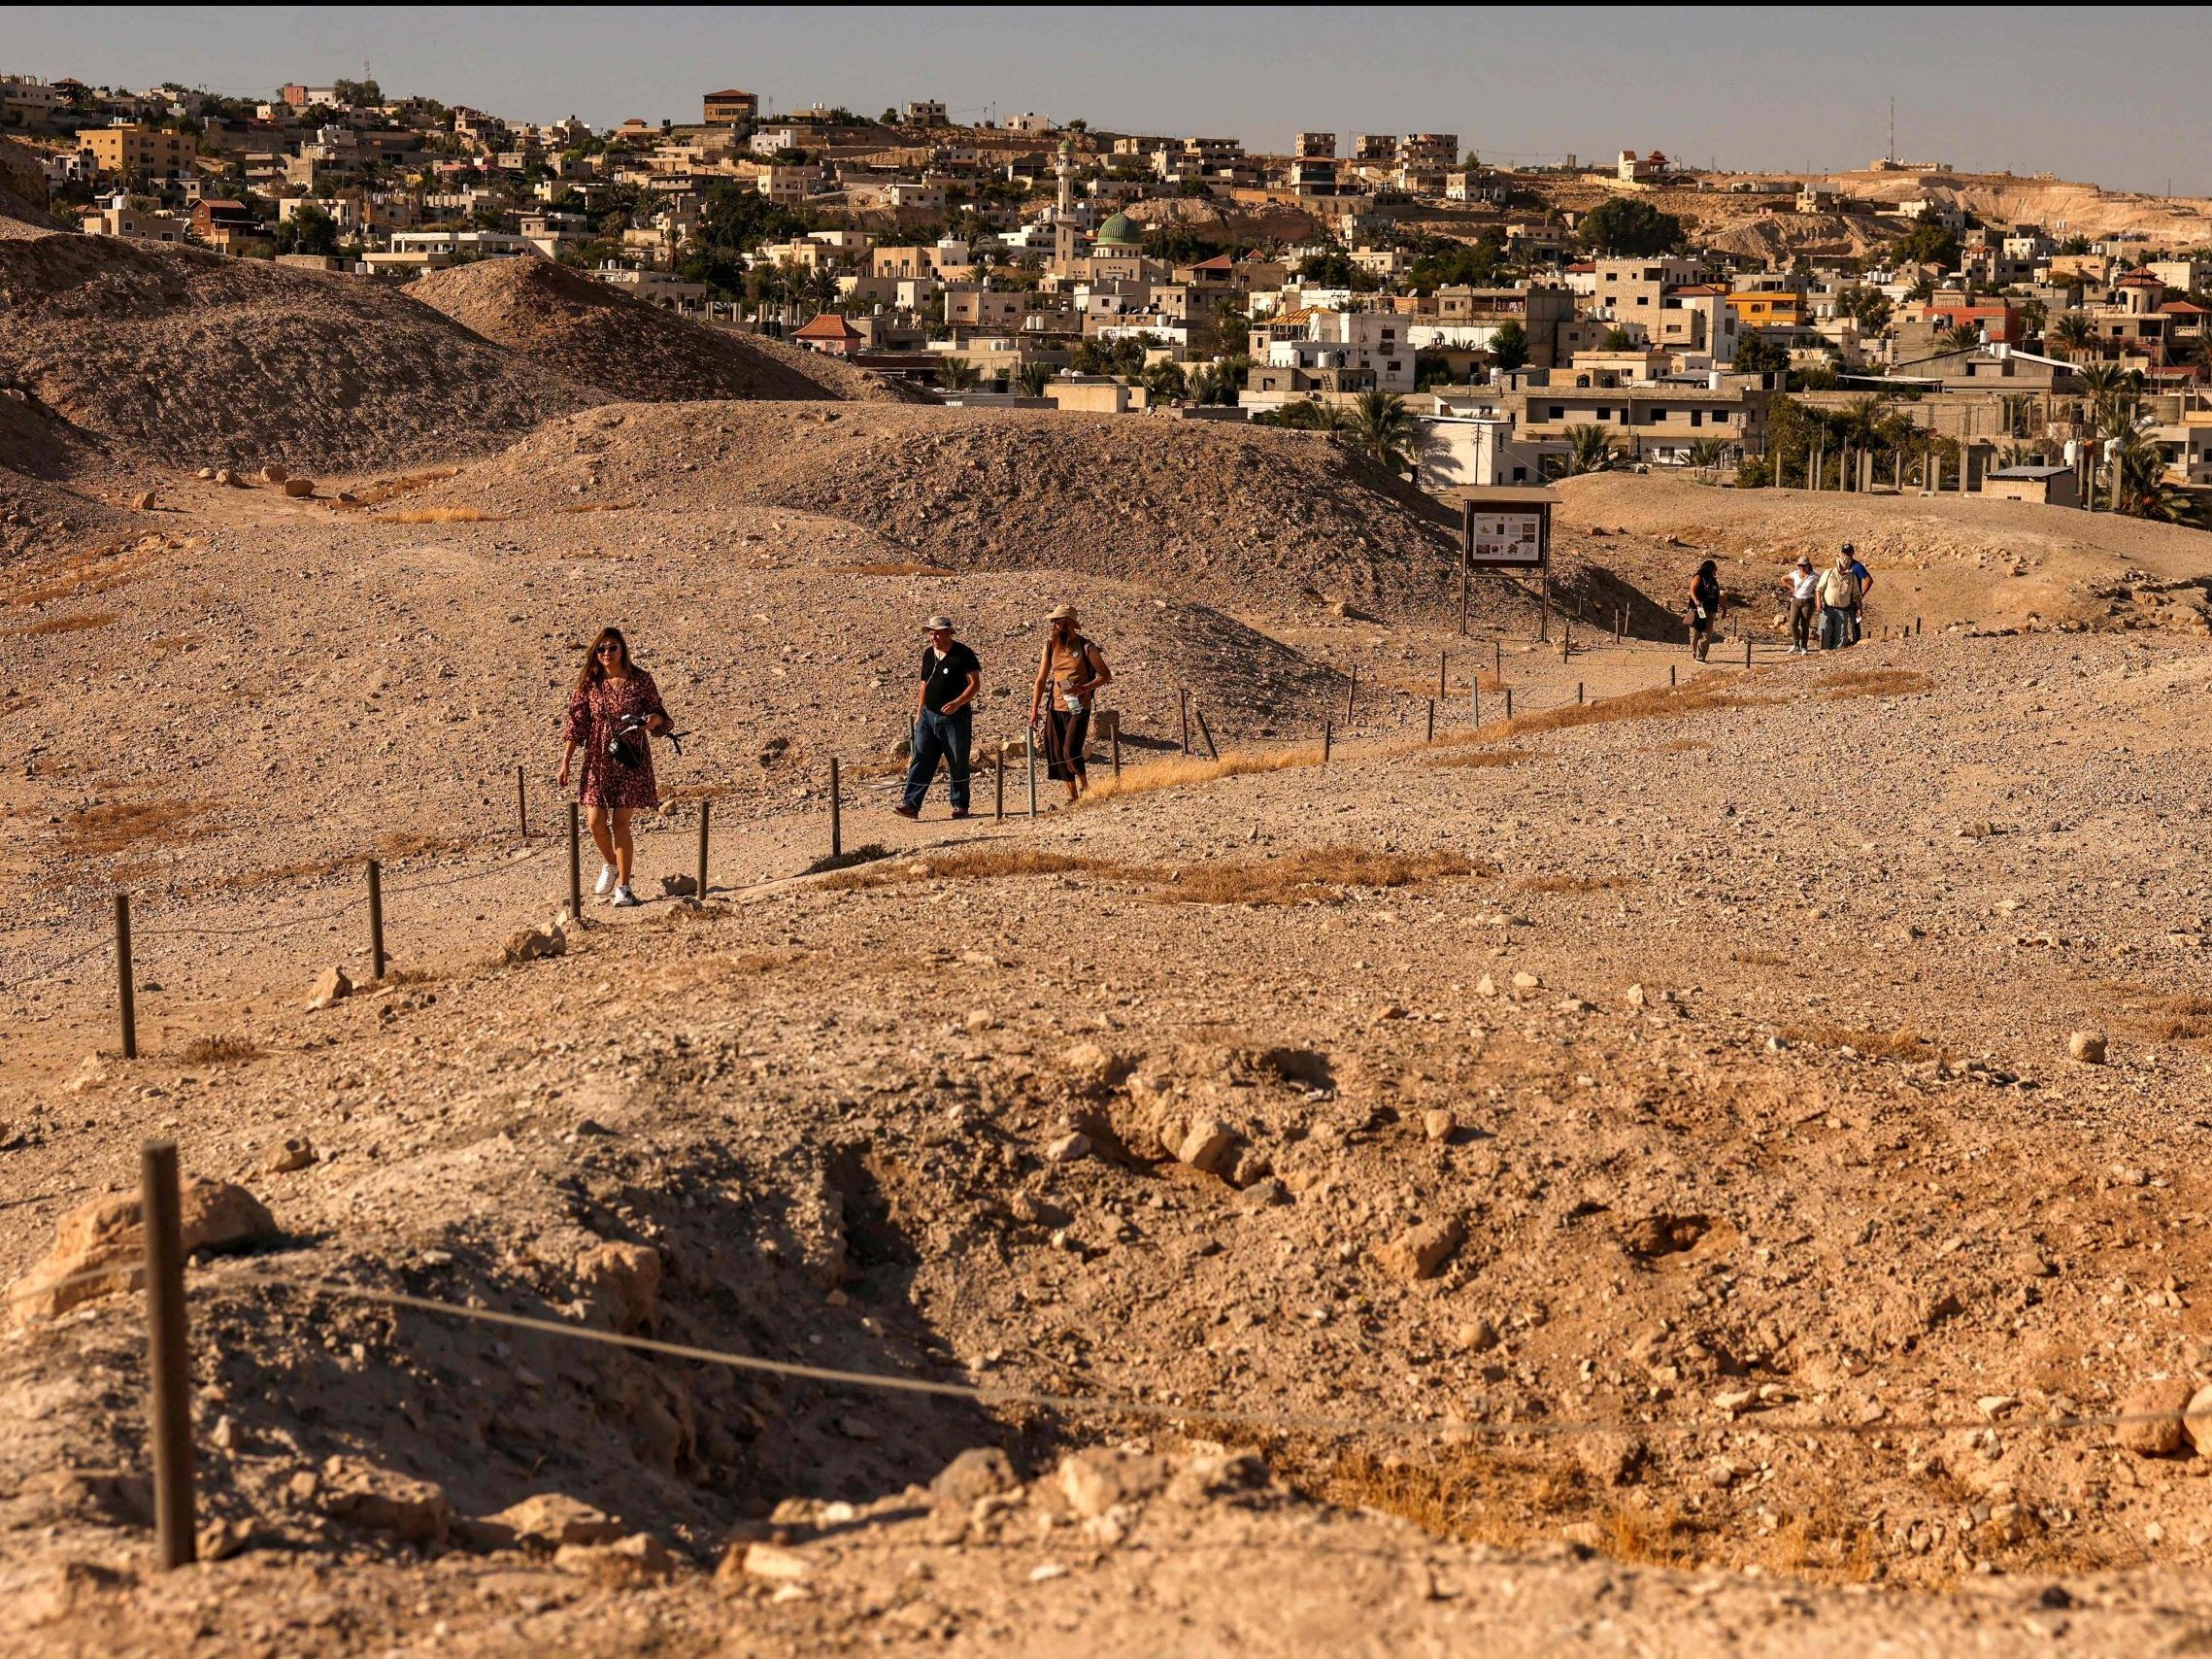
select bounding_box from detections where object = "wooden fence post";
[1322,722,1331,764]
[1437,651,1447,700]
[115,892,136,1061]
[829,759,843,859]
[1504,688,1514,719]
[994,747,1005,820]
[365,859,385,980]
[695,800,710,897]
[1026,731,1037,817]
[1576,682,1584,704]
[1346,666,1357,725]
[516,763,527,840]
[1179,690,1190,756]
[1192,702,1220,761]
[1111,724,1121,780]
[142,1140,195,1570]
[1425,698,1435,742]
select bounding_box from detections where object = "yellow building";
[83,124,196,179]
[1725,290,1804,328]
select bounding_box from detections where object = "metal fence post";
[365,859,385,980]
[142,1140,195,1569]
[115,893,136,1061]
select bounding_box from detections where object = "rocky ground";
[9,267,2212,1645]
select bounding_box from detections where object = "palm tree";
[2050,312,2095,358]
[1345,390,1419,476]
[1016,360,1054,397]
[1936,322,1981,354]
[1188,363,1238,406]
[2075,361,2123,434]
[1687,437,1729,471]
[935,356,981,392]
[1141,358,1189,402]
[1564,423,1613,476]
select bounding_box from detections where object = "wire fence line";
[37,1250,2208,1449]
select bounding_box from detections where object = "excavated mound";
[408,257,923,405]
[0,233,590,474]
[432,401,1465,620]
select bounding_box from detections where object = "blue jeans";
[902,707,972,812]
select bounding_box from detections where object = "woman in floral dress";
[557,627,671,907]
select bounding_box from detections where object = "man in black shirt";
[897,615,981,820]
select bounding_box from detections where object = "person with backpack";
[557,626,672,908]
[1817,550,1862,651]
[896,615,981,821]
[1686,559,1725,662]
[1846,544,1873,643]
[1028,603,1112,802]
[1782,556,1819,655]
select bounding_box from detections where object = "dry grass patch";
[1515,871,1640,894]
[1781,1022,1945,1062]
[177,1033,260,1066]
[1431,747,1532,770]
[1159,846,1491,906]
[822,847,1125,890]
[328,467,461,509]
[1082,745,1324,804]
[555,500,639,514]
[62,798,219,858]
[3,542,149,609]
[380,505,508,525]
[1438,675,1769,749]
[1812,667,1934,699]
[22,611,117,637]
[2116,994,2212,1043]
[825,560,954,577]
[1732,947,1790,966]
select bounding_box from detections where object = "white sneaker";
[593,862,617,896]
[611,885,639,908]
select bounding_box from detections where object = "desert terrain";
[9,223,2212,1656]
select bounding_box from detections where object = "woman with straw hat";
[1028,603,1111,803]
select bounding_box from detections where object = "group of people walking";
[1687,545,1873,662]
[898,603,1112,819]
[554,607,1112,905]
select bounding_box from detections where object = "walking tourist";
[1029,603,1112,802]
[1784,556,1818,655]
[1817,551,1862,652]
[1687,559,1725,662]
[558,626,672,908]
[897,615,981,821]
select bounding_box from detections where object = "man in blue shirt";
[897,616,981,821]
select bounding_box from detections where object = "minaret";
[1056,137,1075,218]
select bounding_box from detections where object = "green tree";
[1598,326,1637,352]
[1731,335,1789,374]
[1578,197,1684,256]
[1835,286,1893,331]
[1253,399,1348,432]
[1488,320,1529,372]
[1936,322,1982,353]
[1141,358,1189,401]
[1017,360,1054,397]
[1564,423,1613,475]
[276,203,340,257]
[1893,220,1961,268]
[2051,312,2095,356]
[935,356,981,391]
[1688,437,1729,470]
[1344,390,1419,476]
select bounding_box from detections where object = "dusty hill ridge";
[429,400,1466,620]
[408,256,924,406]
[0,232,590,474]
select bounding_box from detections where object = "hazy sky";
[13,8,2211,196]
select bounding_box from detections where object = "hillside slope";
[0,231,589,473]
[409,256,923,406]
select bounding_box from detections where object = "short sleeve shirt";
[920,642,981,713]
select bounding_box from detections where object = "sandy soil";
[8,316,2212,1650]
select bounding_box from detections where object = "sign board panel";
[1466,509,1545,569]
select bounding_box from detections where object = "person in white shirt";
[1783,556,1819,654]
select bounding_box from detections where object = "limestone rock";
[576,1240,660,1334]
[930,1446,1019,1507]
[1045,1132,1091,1165]
[1223,1143,1273,1189]
[1175,1116,1238,1174]
[554,1533,675,1585]
[10,1178,278,1322]
[1060,1041,1132,1088]
[1625,983,1648,1007]
[1424,1110,1456,1142]
[2183,1384,2212,1456]
[659,872,698,897]
[214,468,238,487]
[325,1468,451,1543]
[1374,1217,1466,1281]
[131,490,156,511]
[2116,1378,2193,1455]
[281,477,315,498]
[263,1136,315,1174]
[490,1493,624,1549]
[2068,1030,2108,1065]
[305,965,352,1011]
[1056,1448,1166,1519]
[258,463,287,485]
[195,466,215,480]
[727,1541,811,1582]
[503,922,566,965]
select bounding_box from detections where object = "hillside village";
[3,71,2208,521]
